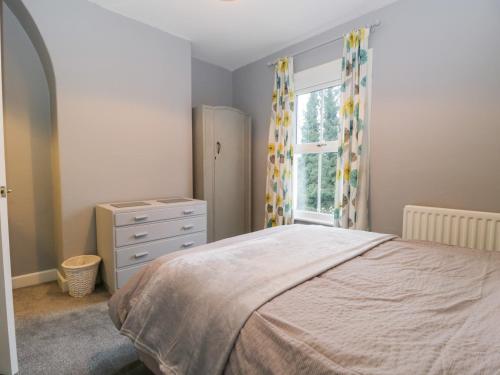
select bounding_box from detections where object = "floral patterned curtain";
[334,28,370,230]
[265,57,295,228]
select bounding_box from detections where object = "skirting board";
[12,269,93,292]
[12,269,57,289]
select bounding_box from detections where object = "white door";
[0,17,18,375]
[213,109,246,241]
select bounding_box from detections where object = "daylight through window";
[293,59,342,223]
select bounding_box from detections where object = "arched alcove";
[4,0,192,268]
[3,0,62,274]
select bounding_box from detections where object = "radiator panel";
[402,206,500,252]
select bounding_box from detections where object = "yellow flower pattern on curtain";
[265,57,294,228]
[334,28,370,229]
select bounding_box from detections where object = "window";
[293,59,342,224]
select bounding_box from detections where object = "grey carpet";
[14,283,153,375]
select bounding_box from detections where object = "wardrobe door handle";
[182,242,195,248]
[134,232,148,238]
[182,224,194,230]
[216,141,221,155]
[134,252,149,259]
[134,215,148,221]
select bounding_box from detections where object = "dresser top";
[97,197,206,213]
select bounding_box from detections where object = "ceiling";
[87,0,398,71]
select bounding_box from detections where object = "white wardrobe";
[193,106,251,242]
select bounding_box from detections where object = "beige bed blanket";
[109,225,395,375]
[225,239,500,374]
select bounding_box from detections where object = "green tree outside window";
[296,86,340,214]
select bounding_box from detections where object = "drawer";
[116,263,148,289]
[116,232,207,268]
[115,216,207,247]
[115,204,206,226]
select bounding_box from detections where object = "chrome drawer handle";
[182,224,194,230]
[134,252,149,258]
[134,232,148,238]
[134,215,148,221]
[182,242,195,248]
[183,210,195,215]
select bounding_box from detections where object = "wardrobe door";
[213,109,246,241]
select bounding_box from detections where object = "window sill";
[294,217,335,227]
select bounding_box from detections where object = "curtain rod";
[266,20,381,67]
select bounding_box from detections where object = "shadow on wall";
[3,0,63,273]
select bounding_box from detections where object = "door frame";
[0,2,19,373]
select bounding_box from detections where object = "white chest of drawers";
[96,198,207,293]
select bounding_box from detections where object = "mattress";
[109,226,500,374]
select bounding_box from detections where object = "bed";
[109,224,500,375]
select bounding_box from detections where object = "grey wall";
[20,0,193,262]
[3,5,55,276]
[233,0,500,235]
[192,57,232,108]
[5,0,63,272]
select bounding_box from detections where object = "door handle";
[0,186,12,198]
[216,141,221,155]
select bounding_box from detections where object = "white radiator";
[402,205,500,252]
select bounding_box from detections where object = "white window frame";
[292,51,373,225]
[293,59,342,224]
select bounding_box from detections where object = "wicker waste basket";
[61,255,101,297]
